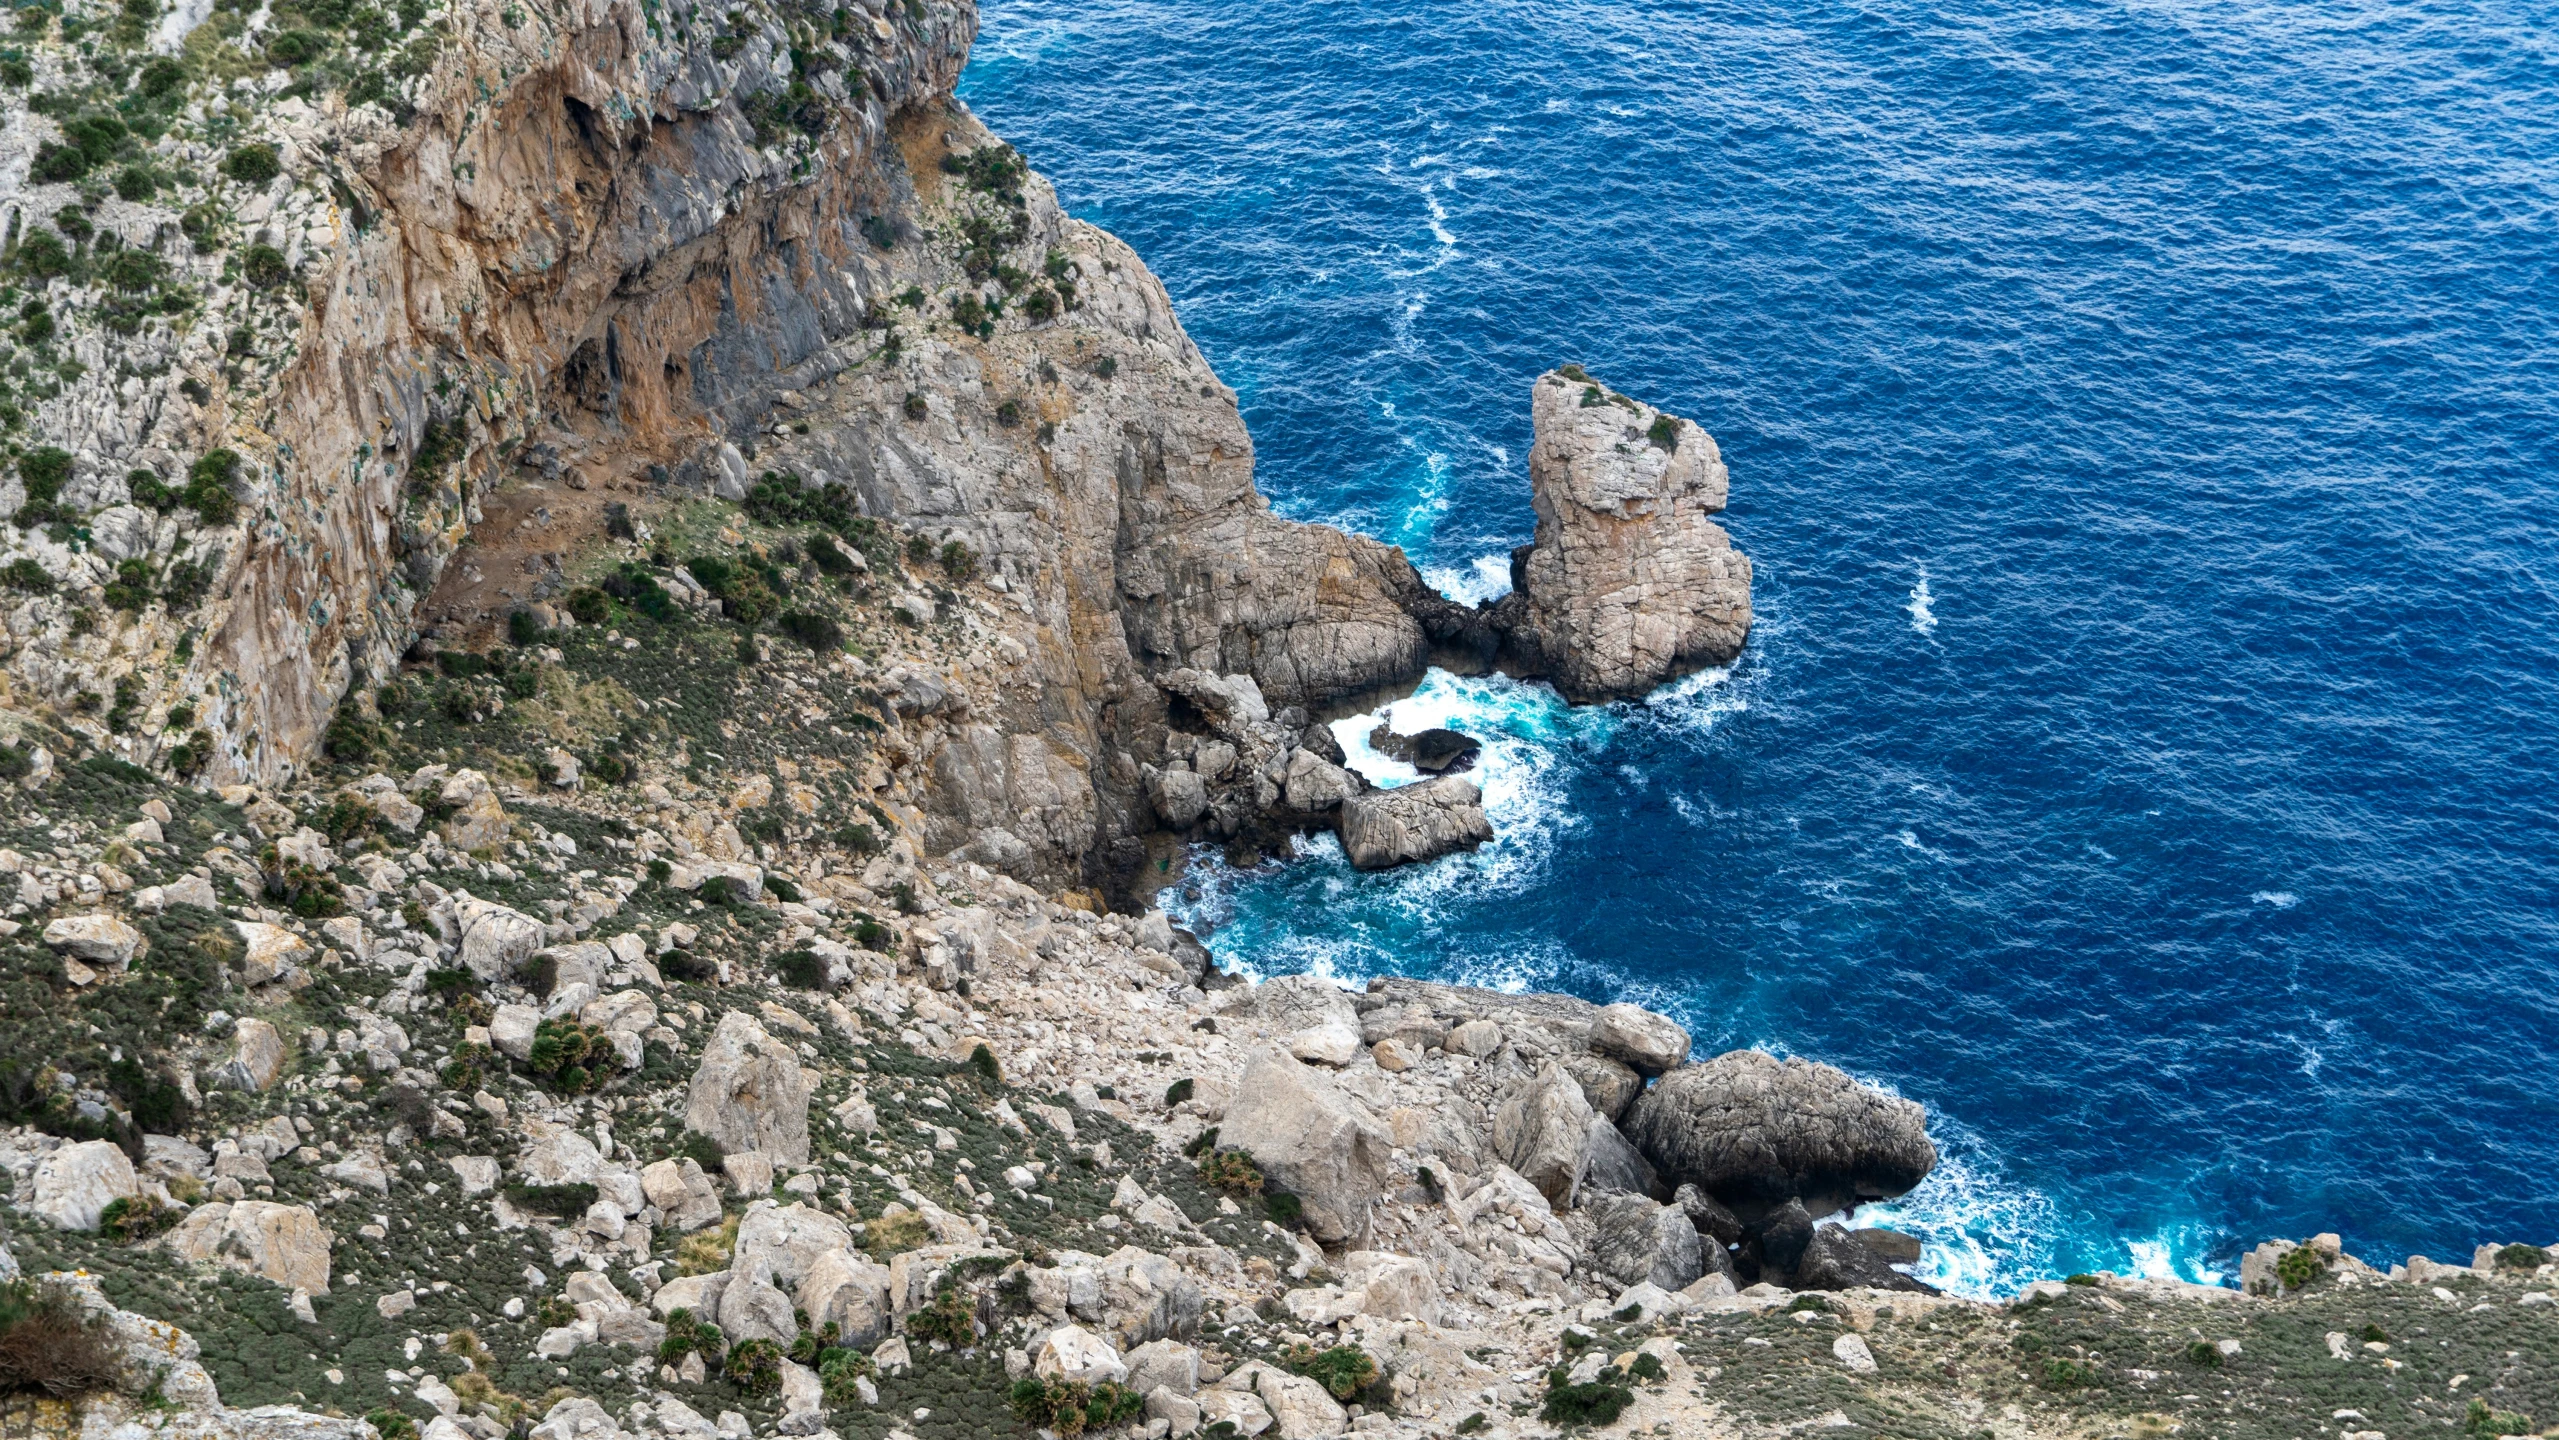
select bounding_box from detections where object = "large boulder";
[453,893,545,982]
[1561,1051,1644,1122]
[1217,1047,1394,1244]
[1792,1225,1933,1294]
[1490,370,1753,702]
[1224,1361,1348,1440]
[1218,974,1361,1067]
[728,1201,853,1295]
[31,1140,141,1230]
[211,1018,289,1092]
[1337,777,1492,870]
[1580,1116,1661,1199]
[167,1200,332,1292]
[1586,1191,1705,1292]
[1587,1003,1692,1076]
[438,768,510,852]
[1623,1050,1935,1215]
[43,913,145,969]
[1490,1061,1594,1207]
[685,1011,812,1164]
[798,1248,895,1348]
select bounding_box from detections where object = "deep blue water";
[956,0,2559,1292]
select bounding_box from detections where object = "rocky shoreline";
[0,0,2549,1436]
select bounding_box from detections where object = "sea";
[955,0,2559,1295]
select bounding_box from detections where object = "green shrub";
[817,1344,874,1404]
[2494,1243,2549,1271]
[2063,1272,2099,1287]
[264,27,325,64]
[0,1279,117,1397]
[187,449,241,525]
[1164,1078,1193,1106]
[773,949,824,990]
[2040,1356,2097,1388]
[2182,1339,2223,1368]
[102,559,153,611]
[2466,1398,2533,1436]
[656,1307,725,1365]
[223,143,280,186]
[851,915,891,949]
[524,1017,620,1092]
[836,822,882,855]
[114,165,152,202]
[19,446,70,505]
[362,1411,418,1440]
[1195,1148,1262,1196]
[777,608,842,652]
[501,1180,598,1218]
[904,1286,975,1349]
[1,558,52,593]
[862,1209,932,1261]
[1646,413,1679,450]
[722,1336,783,1393]
[1629,1351,1667,1383]
[1540,1374,1629,1426]
[243,243,291,288]
[564,586,610,625]
[98,1193,179,1243]
[258,843,347,917]
[1277,1343,1376,1401]
[2275,1244,2323,1289]
[1008,1376,1144,1435]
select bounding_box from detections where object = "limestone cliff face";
[187,0,974,784]
[1491,369,1754,703]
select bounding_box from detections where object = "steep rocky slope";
[0,1,2550,1439]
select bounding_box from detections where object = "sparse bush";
[777,609,842,652]
[1196,1148,1263,1197]
[836,822,882,855]
[722,1336,783,1393]
[1008,1375,1144,1435]
[773,949,824,990]
[524,1017,620,1092]
[2466,1398,2533,1436]
[2039,1356,2097,1388]
[502,1180,599,1218]
[1647,413,1679,450]
[223,143,280,187]
[186,449,241,525]
[904,1286,975,1349]
[862,1208,931,1261]
[565,586,610,625]
[1164,1077,1193,1106]
[966,1043,1001,1086]
[363,1411,419,1440]
[0,1278,117,1397]
[1264,1191,1303,1228]
[1,558,52,593]
[99,1193,179,1243]
[1540,1372,1629,1426]
[675,1214,739,1277]
[258,842,347,918]
[939,538,976,581]
[1277,1343,1376,1401]
[2494,1243,2549,1271]
[817,1345,874,1405]
[2181,1338,2222,1368]
[2275,1244,2323,1290]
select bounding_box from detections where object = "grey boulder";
[1623,1049,1935,1214]
[1586,1191,1704,1293]
[1337,777,1492,871]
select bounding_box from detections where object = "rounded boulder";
[1622,1050,1935,1214]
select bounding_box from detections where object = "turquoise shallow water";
[957,0,2559,1292]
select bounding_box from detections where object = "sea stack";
[1492,368,1756,702]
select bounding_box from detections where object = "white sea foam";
[2252,890,2300,908]
[1909,566,1938,635]
[1423,554,1513,606]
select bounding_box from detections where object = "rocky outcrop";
[1338,777,1494,871]
[165,1200,333,1294]
[30,1140,140,1231]
[1217,1046,1394,1245]
[684,1011,813,1164]
[1586,1190,1706,1292]
[1491,1061,1595,1206]
[1488,369,1754,703]
[1623,1049,1937,1216]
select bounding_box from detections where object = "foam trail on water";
[1423,553,1514,606]
[1908,566,1938,634]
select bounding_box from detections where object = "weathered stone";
[685,1012,812,1164]
[453,893,545,982]
[1623,1050,1936,1214]
[1490,1061,1594,1207]
[167,1200,332,1292]
[43,913,145,968]
[439,770,510,851]
[1587,1002,1692,1076]
[32,1140,141,1230]
[214,1018,290,1092]
[231,922,310,985]
[1587,1191,1705,1292]
[1491,370,1753,702]
[799,1248,895,1348]
[1216,1047,1394,1245]
[1581,1115,1661,1199]
[1337,776,1492,870]
[1673,1182,1744,1245]
[1794,1225,1932,1294]
[1034,1323,1128,1385]
[1124,1338,1201,1397]
[1561,1050,1644,1122]
[1226,1361,1348,1440]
